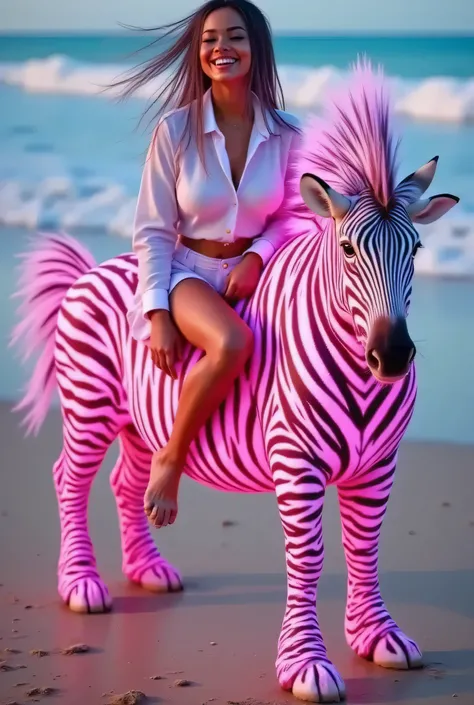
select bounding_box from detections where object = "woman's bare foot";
[144,449,183,528]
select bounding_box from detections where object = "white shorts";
[128,241,244,342]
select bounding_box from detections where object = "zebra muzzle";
[366,316,416,382]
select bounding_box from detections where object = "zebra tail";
[9,232,97,436]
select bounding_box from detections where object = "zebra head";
[299,158,459,383]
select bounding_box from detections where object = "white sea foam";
[1,54,473,277]
[1,54,474,123]
[0,177,136,235]
[1,176,473,277]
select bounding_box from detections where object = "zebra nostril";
[367,349,380,370]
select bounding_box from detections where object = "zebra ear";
[395,156,439,204]
[300,173,351,219]
[407,194,460,224]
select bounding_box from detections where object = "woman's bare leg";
[144,278,253,528]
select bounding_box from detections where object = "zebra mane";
[299,57,400,208]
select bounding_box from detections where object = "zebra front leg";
[273,453,345,703]
[54,430,115,614]
[111,424,182,592]
[338,455,423,669]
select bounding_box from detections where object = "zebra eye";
[341,242,356,258]
[413,242,423,257]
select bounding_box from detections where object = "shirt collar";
[202,87,271,139]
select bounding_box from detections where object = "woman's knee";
[169,279,254,366]
[211,322,254,366]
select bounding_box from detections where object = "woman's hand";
[223,252,263,302]
[149,310,185,379]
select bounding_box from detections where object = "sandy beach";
[1,401,473,705]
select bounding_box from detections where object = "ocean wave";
[1,176,473,277]
[1,55,474,123]
[0,177,135,236]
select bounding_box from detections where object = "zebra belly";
[125,340,416,492]
[124,341,275,494]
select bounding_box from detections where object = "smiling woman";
[111,0,296,152]
[108,0,304,534]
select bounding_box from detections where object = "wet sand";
[1,402,473,705]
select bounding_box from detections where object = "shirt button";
[226,228,231,234]
[222,262,228,269]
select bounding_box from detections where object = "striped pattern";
[337,194,418,338]
[11,64,431,703]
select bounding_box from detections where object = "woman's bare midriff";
[179,234,254,259]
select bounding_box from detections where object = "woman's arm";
[133,117,179,315]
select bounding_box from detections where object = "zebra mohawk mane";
[299,57,400,208]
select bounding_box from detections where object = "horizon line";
[1,29,473,37]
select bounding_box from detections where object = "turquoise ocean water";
[0,33,473,445]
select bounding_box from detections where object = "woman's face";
[200,7,251,84]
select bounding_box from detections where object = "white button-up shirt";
[133,88,302,314]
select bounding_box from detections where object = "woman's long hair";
[112,0,298,158]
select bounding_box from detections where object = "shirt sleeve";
[132,117,178,314]
[245,124,316,267]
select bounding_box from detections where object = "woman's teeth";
[214,58,237,66]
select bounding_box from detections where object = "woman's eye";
[202,35,245,43]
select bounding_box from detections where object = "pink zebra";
[11,62,458,703]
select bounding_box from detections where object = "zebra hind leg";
[338,459,423,670]
[111,423,182,592]
[54,423,118,614]
[53,290,129,613]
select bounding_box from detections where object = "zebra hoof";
[125,558,183,593]
[63,577,113,614]
[292,661,346,703]
[373,630,423,670]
